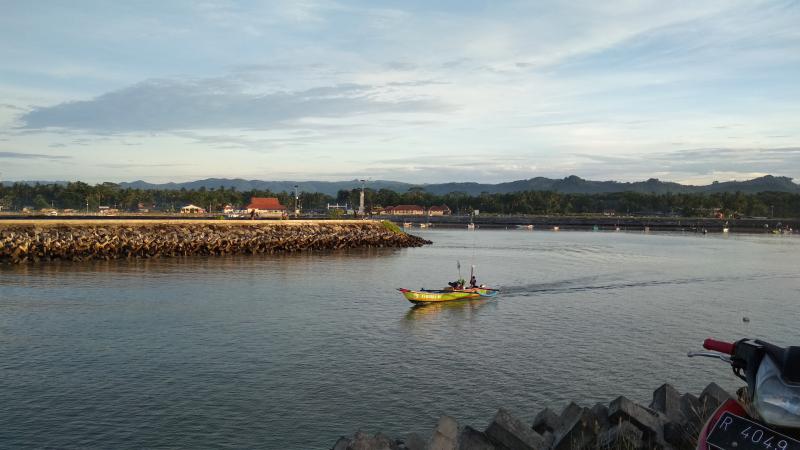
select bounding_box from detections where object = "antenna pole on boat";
[457,260,461,280]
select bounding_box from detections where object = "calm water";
[1,229,799,449]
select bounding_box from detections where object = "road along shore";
[0,219,430,264]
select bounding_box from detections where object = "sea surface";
[1,229,799,449]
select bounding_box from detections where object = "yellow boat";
[397,287,499,304]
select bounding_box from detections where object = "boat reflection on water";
[403,297,496,322]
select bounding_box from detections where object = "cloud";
[384,61,418,71]
[571,147,800,181]
[20,78,450,132]
[95,162,191,169]
[0,151,70,160]
[0,103,28,112]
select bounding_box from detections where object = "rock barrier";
[0,220,431,264]
[332,382,736,450]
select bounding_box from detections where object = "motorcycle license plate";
[707,412,800,450]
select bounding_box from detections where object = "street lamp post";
[294,185,300,218]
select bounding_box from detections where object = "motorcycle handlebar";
[703,338,735,355]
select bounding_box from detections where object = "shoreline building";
[180,204,206,214]
[428,205,451,216]
[246,197,287,218]
[389,205,425,216]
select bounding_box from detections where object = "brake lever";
[687,351,732,364]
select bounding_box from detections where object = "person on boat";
[447,278,467,289]
[469,275,477,288]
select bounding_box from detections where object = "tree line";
[337,188,800,217]
[1,182,799,217]
[0,182,330,213]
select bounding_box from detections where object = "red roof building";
[246,197,286,211]
[246,197,286,218]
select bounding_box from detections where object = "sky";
[1,0,799,185]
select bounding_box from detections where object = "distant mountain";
[122,175,800,195]
[5,175,800,196]
[698,175,800,194]
[118,178,412,195]
[419,175,800,195]
[419,176,692,195]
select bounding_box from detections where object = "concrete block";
[540,431,555,449]
[590,403,611,432]
[429,415,459,450]
[664,421,698,450]
[559,402,583,424]
[400,433,426,450]
[608,396,667,448]
[680,393,701,421]
[457,426,497,450]
[531,408,561,434]
[348,431,399,450]
[698,382,734,419]
[597,421,643,450]
[485,408,546,450]
[650,383,685,423]
[332,437,351,450]
[553,407,598,450]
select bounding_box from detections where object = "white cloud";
[1,1,798,183]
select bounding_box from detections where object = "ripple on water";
[0,230,798,449]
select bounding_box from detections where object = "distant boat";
[402,222,412,228]
[419,223,429,228]
[722,227,729,233]
[516,224,533,230]
[644,226,650,232]
[467,223,476,230]
[615,226,621,231]
[553,226,559,231]
[592,225,599,231]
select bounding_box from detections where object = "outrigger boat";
[397,262,498,304]
[397,286,498,304]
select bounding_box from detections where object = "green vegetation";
[1,181,799,218]
[380,220,404,234]
[338,188,800,218]
[0,182,332,213]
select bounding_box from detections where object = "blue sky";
[1,0,799,184]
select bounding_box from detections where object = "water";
[1,229,798,449]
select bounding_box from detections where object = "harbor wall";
[0,219,430,264]
[332,382,736,450]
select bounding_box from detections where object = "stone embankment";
[0,220,430,264]
[332,382,735,450]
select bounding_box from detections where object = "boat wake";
[500,273,795,296]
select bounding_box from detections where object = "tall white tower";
[358,179,366,216]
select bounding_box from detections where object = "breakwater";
[397,215,799,232]
[332,382,735,450]
[0,219,430,264]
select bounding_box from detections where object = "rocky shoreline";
[332,382,736,450]
[0,219,431,264]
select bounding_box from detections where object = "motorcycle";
[689,338,800,450]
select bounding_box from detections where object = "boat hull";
[397,287,498,304]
